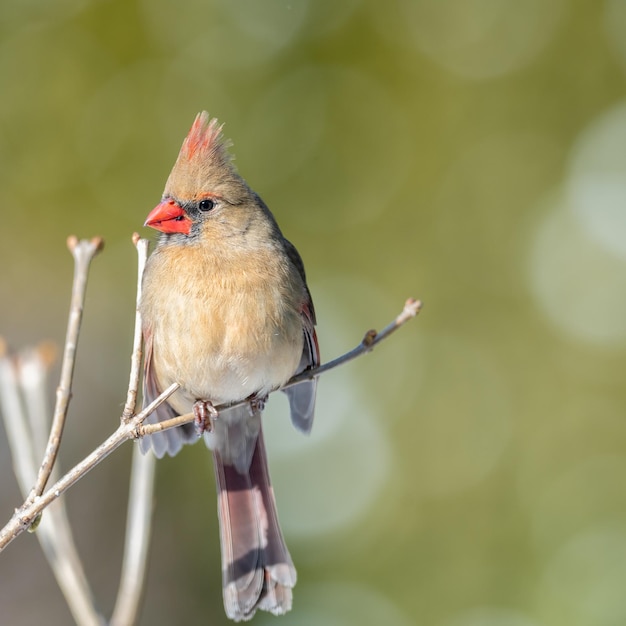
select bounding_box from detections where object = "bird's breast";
[141,242,304,413]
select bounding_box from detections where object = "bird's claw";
[249,394,268,414]
[193,400,218,435]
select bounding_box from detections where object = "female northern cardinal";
[139,112,319,621]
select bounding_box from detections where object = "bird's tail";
[213,428,296,622]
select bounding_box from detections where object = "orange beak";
[144,199,192,235]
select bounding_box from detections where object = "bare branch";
[110,447,155,626]
[19,343,56,462]
[111,235,155,626]
[29,236,104,501]
[121,234,149,422]
[0,348,38,489]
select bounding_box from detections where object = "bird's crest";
[165,112,240,199]
[179,112,233,167]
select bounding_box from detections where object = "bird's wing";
[140,328,197,457]
[282,239,320,433]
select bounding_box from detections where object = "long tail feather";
[213,428,296,621]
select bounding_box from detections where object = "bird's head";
[145,112,258,240]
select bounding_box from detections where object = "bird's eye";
[199,198,215,212]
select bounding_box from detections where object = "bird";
[139,112,319,621]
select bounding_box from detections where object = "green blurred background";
[2,0,626,624]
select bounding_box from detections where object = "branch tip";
[67,236,104,259]
[90,237,105,253]
[66,235,78,252]
[404,298,422,317]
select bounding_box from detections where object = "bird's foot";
[248,394,268,415]
[193,400,218,436]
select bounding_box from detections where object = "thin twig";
[111,235,155,626]
[121,234,149,422]
[110,448,155,626]
[19,343,56,463]
[288,297,422,384]
[29,236,104,501]
[0,349,37,489]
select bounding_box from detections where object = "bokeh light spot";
[528,191,626,346]
[536,524,626,626]
[567,101,626,260]
[265,387,392,538]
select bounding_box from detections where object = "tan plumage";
[140,112,319,621]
